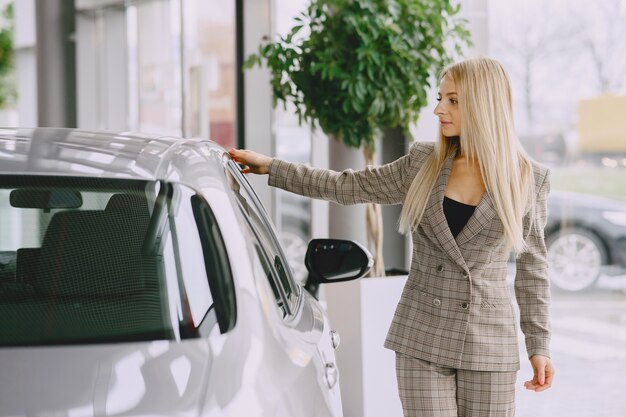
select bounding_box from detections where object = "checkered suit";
[395,352,517,416]
[268,141,551,372]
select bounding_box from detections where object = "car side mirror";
[304,239,372,298]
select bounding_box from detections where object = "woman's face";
[434,74,461,137]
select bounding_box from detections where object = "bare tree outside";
[571,0,626,94]
[489,0,581,135]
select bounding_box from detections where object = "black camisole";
[443,196,476,238]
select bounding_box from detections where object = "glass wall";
[182,0,237,148]
[126,0,238,145]
[128,0,183,136]
[273,0,313,283]
[0,0,17,127]
[489,1,626,415]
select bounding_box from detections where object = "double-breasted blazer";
[268,141,551,372]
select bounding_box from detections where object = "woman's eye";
[450,99,458,104]
[436,97,442,102]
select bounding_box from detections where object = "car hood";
[0,339,212,417]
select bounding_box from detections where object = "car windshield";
[0,176,225,346]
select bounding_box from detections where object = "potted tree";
[0,2,16,123]
[244,0,471,275]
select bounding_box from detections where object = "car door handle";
[324,363,339,389]
[330,329,340,349]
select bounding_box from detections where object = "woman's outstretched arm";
[229,143,433,206]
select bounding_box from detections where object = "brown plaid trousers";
[268,141,551,373]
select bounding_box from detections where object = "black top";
[443,196,476,238]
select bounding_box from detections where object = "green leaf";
[242,54,260,70]
[241,0,472,152]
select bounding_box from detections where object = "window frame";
[225,161,302,319]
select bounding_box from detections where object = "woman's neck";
[456,149,479,165]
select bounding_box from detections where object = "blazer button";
[460,302,469,309]
[433,298,442,306]
[462,271,469,278]
[436,265,444,272]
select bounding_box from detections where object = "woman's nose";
[434,102,444,116]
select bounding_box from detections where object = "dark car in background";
[546,191,626,292]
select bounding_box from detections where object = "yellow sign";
[578,95,626,152]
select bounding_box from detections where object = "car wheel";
[546,227,607,292]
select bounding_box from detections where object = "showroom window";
[127,0,183,136]
[488,0,626,415]
[273,0,314,284]
[127,0,238,144]
[181,0,237,148]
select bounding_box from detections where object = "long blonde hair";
[398,57,536,253]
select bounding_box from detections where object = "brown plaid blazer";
[268,141,551,372]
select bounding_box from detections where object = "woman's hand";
[524,355,555,392]
[229,148,273,175]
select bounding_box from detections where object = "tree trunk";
[363,144,385,277]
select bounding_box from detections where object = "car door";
[224,160,343,416]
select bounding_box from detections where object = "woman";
[230,57,554,417]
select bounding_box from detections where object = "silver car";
[0,128,371,417]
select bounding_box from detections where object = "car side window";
[225,161,300,318]
[189,193,237,334]
[251,239,289,316]
[164,184,236,336]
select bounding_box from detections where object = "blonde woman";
[230,57,554,417]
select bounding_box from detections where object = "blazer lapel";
[455,191,497,246]
[422,155,467,270]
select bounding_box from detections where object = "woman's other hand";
[524,355,555,392]
[229,148,273,175]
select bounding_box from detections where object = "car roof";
[0,127,230,189]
